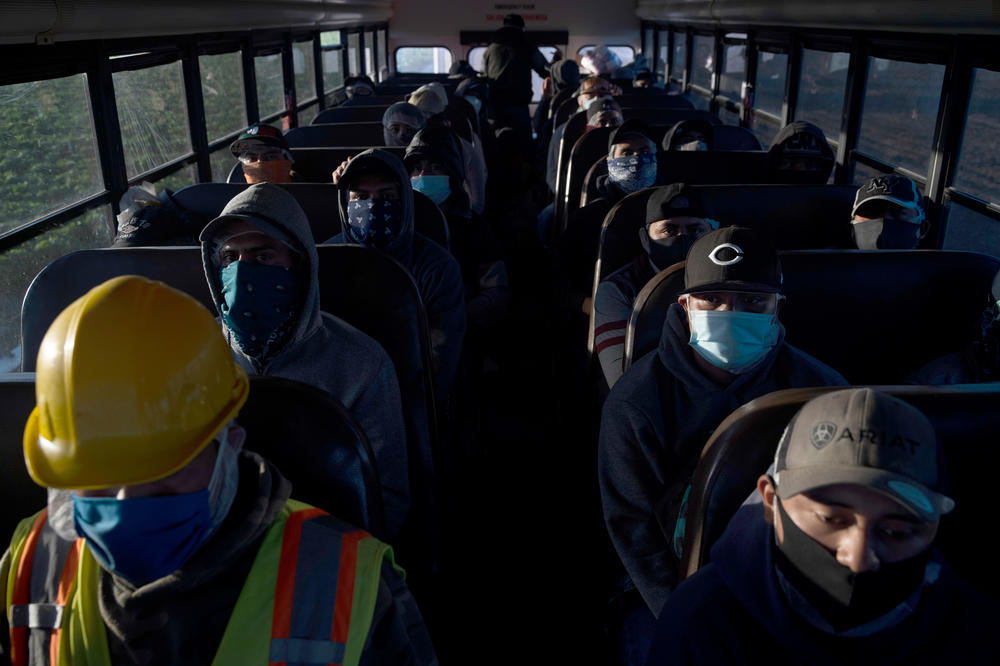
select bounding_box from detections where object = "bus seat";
[284,122,386,148]
[239,375,386,538]
[21,248,213,370]
[412,190,451,250]
[581,157,608,207]
[623,250,1000,384]
[712,125,763,151]
[561,126,614,234]
[313,105,393,124]
[0,373,47,543]
[593,184,857,357]
[676,384,1000,600]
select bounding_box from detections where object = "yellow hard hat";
[23,275,250,489]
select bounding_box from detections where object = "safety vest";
[5,499,397,666]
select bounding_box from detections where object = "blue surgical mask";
[607,152,657,194]
[411,175,451,205]
[220,261,301,360]
[582,96,601,110]
[463,95,483,114]
[346,198,404,250]
[687,309,780,373]
[73,490,213,586]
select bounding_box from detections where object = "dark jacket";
[481,26,549,106]
[906,344,998,385]
[647,504,1000,665]
[593,253,657,387]
[328,149,467,399]
[598,304,847,615]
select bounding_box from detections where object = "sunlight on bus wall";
[114,62,192,178]
[200,52,247,141]
[396,47,453,74]
[795,49,849,149]
[0,75,103,232]
[255,53,285,117]
[293,39,317,104]
[0,207,110,371]
[858,57,945,175]
[953,67,1000,204]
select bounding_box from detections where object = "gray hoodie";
[598,303,847,615]
[327,149,466,399]
[201,184,409,539]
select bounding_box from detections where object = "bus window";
[953,67,1000,203]
[395,46,453,74]
[365,30,376,75]
[0,207,111,371]
[753,50,788,147]
[254,53,285,118]
[298,104,320,126]
[857,56,945,175]
[670,30,687,89]
[321,31,344,94]
[657,29,668,81]
[719,42,745,99]
[531,46,560,103]
[852,160,892,185]
[210,148,234,183]
[293,39,317,106]
[467,46,486,72]
[690,34,714,90]
[200,52,247,142]
[377,30,388,78]
[113,61,192,178]
[347,33,361,75]
[796,48,849,148]
[942,199,1000,255]
[153,164,198,192]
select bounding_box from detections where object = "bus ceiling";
[636,0,1000,35]
[0,0,392,46]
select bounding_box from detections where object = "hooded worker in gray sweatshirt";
[599,226,847,620]
[327,148,466,399]
[200,183,409,539]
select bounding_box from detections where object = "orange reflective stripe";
[10,510,48,666]
[330,531,366,645]
[48,539,82,665]
[269,507,325,666]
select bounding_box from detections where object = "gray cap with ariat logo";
[773,388,955,521]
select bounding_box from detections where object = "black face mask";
[852,218,920,250]
[639,228,696,272]
[774,498,930,631]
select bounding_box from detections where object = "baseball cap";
[608,118,652,152]
[645,183,704,224]
[773,388,955,521]
[230,124,289,158]
[852,174,925,222]
[683,226,781,294]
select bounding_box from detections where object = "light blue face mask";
[463,95,483,114]
[687,309,780,373]
[411,174,451,205]
[607,152,657,193]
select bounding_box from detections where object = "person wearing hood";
[447,60,477,81]
[593,184,718,388]
[662,118,715,152]
[230,123,299,184]
[599,227,847,655]
[647,388,999,665]
[383,101,426,147]
[404,126,509,330]
[767,120,835,184]
[327,149,466,399]
[556,120,659,317]
[850,173,928,250]
[200,183,409,540]
[481,13,550,149]
[534,58,581,133]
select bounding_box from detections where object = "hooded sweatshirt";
[327,149,467,399]
[598,303,847,615]
[405,127,509,329]
[0,453,439,665]
[201,184,409,539]
[768,120,835,184]
[646,504,1000,665]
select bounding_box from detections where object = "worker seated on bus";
[0,276,437,665]
[556,120,658,317]
[598,226,846,632]
[342,74,376,103]
[383,101,426,147]
[447,59,477,82]
[545,76,621,193]
[662,118,715,152]
[585,96,624,132]
[200,183,410,539]
[593,184,718,388]
[408,83,448,121]
[404,126,510,330]
[632,69,657,90]
[230,123,297,184]
[647,388,999,665]
[581,45,624,78]
[535,58,580,133]
[767,120,835,184]
[907,268,1000,384]
[328,148,466,399]
[850,173,928,250]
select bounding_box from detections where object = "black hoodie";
[329,149,467,398]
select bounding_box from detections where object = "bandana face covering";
[346,198,403,250]
[220,261,301,360]
[607,153,657,194]
[642,232,695,272]
[774,498,931,631]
